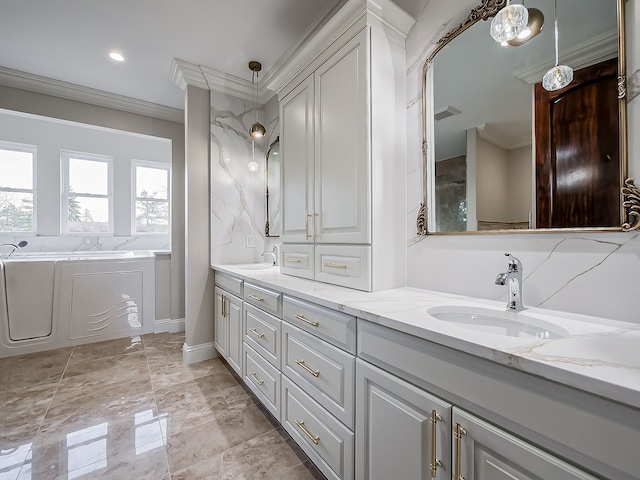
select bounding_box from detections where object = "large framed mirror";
[417,0,638,235]
[265,137,281,237]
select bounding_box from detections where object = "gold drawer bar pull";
[286,257,302,263]
[249,328,265,339]
[295,359,320,377]
[295,420,320,445]
[249,372,264,386]
[429,410,443,478]
[294,314,319,327]
[248,294,264,302]
[323,262,347,269]
[454,423,467,480]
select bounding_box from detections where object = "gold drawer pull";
[430,410,443,478]
[249,372,264,386]
[294,314,319,327]
[248,294,264,302]
[295,359,320,377]
[323,262,347,269]
[454,423,467,480]
[286,257,302,263]
[295,420,320,445]
[249,328,265,339]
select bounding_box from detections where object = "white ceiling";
[0,0,426,112]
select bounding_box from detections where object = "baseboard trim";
[182,341,218,364]
[154,318,186,334]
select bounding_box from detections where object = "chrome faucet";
[261,245,278,266]
[495,253,524,311]
[0,240,28,259]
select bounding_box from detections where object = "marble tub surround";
[0,333,323,480]
[213,264,640,411]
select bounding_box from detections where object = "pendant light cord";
[553,0,559,66]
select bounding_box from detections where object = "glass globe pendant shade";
[490,3,528,43]
[542,64,573,91]
[250,121,266,139]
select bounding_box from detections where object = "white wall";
[476,135,509,222]
[0,108,171,242]
[0,85,186,322]
[406,0,640,323]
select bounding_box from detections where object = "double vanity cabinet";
[213,267,639,480]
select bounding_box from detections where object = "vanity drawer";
[283,295,356,354]
[243,342,281,421]
[282,376,354,480]
[215,271,243,297]
[244,282,281,317]
[280,244,314,280]
[315,245,371,291]
[243,303,281,368]
[282,322,355,428]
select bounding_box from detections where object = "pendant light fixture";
[248,61,266,139]
[490,0,529,43]
[506,7,544,47]
[542,0,573,91]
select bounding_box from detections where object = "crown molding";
[0,66,184,124]
[264,0,415,96]
[513,30,618,84]
[477,123,531,150]
[169,58,208,91]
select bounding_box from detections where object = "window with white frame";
[0,142,36,233]
[62,152,113,234]
[133,162,170,234]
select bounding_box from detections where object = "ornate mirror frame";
[265,136,280,237]
[416,0,639,235]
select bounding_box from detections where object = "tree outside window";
[134,164,170,234]
[0,144,35,233]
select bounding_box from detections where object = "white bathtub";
[0,251,155,358]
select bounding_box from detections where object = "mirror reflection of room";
[430,0,620,233]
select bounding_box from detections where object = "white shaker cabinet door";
[355,359,451,480]
[315,30,370,244]
[453,408,599,480]
[281,75,315,244]
[226,292,243,376]
[214,286,228,359]
[214,286,242,375]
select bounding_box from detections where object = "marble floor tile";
[35,377,156,447]
[148,357,230,391]
[0,332,324,480]
[156,382,255,435]
[23,414,170,480]
[0,348,72,392]
[70,337,143,363]
[1,382,57,446]
[60,351,149,390]
[165,404,276,474]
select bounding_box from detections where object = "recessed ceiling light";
[109,51,125,62]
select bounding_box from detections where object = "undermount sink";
[428,306,570,339]
[236,263,273,270]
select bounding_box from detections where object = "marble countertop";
[213,264,640,410]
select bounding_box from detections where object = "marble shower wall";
[405,0,640,323]
[210,92,275,265]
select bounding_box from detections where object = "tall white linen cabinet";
[275,0,413,291]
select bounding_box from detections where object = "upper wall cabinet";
[277,0,414,292]
[281,32,368,245]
